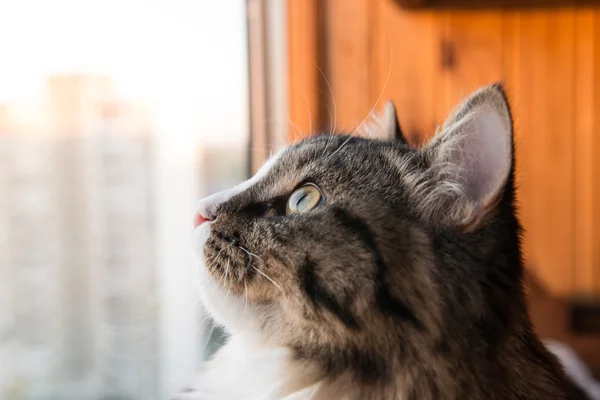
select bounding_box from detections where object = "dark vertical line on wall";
[316,0,329,133]
[436,12,452,126]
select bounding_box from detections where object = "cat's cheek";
[192,223,260,334]
[197,260,262,335]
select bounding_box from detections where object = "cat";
[188,84,591,399]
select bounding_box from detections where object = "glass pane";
[0,1,249,399]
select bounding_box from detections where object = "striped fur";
[189,85,588,399]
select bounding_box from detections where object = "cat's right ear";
[381,101,409,144]
[417,84,514,230]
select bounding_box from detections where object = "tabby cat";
[189,85,589,399]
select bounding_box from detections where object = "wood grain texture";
[592,10,600,298]
[370,0,439,144]
[430,10,504,140]
[325,0,372,131]
[287,0,600,298]
[287,0,321,140]
[573,9,600,298]
[443,11,503,105]
[515,10,576,297]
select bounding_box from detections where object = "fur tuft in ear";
[420,84,513,229]
[359,101,409,144]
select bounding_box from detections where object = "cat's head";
[193,84,522,382]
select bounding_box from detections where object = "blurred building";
[1,75,160,400]
[85,98,158,400]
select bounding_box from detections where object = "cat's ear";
[382,101,409,144]
[421,84,513,229]
[360,101,409,144]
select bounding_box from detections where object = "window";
[0,1,251,399]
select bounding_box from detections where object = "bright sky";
[0,0,249,144]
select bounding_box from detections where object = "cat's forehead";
[239,138,403,206]
[200,134,412,218]
[276,134,406,174]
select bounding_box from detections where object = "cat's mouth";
[203,229,260,292]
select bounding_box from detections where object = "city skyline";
[2,73,161,399]
[1,71,250,399]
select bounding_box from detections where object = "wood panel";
[370,2,439,145]
[442,11,504,109]
[324,0,372,131]
[287,0,600,298]
[574,10,600,298]
[287,0,321,140]
[514,11,576,297]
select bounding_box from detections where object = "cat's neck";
[308,324,572,400]
[314,329,572,400]
[186,325,572,400]
[397,329,571,400]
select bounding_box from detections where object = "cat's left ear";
[381,101,409,144]
[420,83,513,230]
[361,101,409,144]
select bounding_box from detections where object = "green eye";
[286,184,323,215]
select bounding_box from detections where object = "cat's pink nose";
[193,212,212,228]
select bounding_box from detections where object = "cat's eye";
[286,184,323,215]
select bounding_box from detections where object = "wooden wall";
[287,1,600,299]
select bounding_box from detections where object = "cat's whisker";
[326,19,393,160]
[224,261,234,299]
[280,253,296,270]
[216,264,228,287]
[235,244,261,262]
[237,245,286,299]
[209,247,226,263]
[237,278,250,326]
[316,64,338,157]
[243,279,249,314]
[224,260,231,285]
[352,15,393,137]
[287,119,304,140]
[318,64,337,134]
[249,264,286,299]
[243,249,264,263]
[306,103,314,135]
[201,320,217,360]
[324,103,334,136]
[299,95,315,136]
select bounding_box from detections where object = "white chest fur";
[179,335,321,400]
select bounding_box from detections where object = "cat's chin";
[192,222,261,336]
